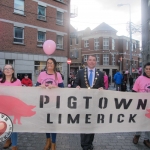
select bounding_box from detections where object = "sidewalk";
[0,132,149,150]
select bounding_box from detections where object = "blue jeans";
[116,84,121,91]
[46,133,57,143]
[11,132,17,146]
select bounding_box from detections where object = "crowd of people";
[0,56,150,150]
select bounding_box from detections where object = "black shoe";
[133,135,140,144]
[83,146,93,150]
[143,140,150,148]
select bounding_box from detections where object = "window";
[94,38,99,50]
[5,60,15,68]
[148,0,150,6]
[38,5,46,21]
[14,27,24,43]
[126,41,128,50]
[75,50,79,58]
[112,56,115,65]
[70,37,72,45]
[84,40,89,48]
[112,39,115,50]
[103,54,109,65]
[136,41,139,48]
[56,0,63,2]
[75,37,79,45]
[103,38,109,50]
[133,43,136,50]
[14,0,24,15]
[56,11,63,25]
[84,55,88,62]
[34,61,46,75]
[73,50,79,59]
[96,54,99,63]
[37,31,45,46]
[56,35,63,49]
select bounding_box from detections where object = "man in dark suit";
[74,55,104,150]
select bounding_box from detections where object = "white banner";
[0,86,150,133]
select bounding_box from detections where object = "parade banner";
[0,86,150,134]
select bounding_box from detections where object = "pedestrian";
[0,64,22,150]
[0,67,3,79]
[21,74,33,86]
[132,62,150,148]
[36,58,64,150]
[129,75,133,90]
[57,70,64,80]
[121,80,127,92]
[73,55,104,150]
[70,74,75,87]
[123,74,128,83]
[103,71,109,90]
[114,70,123,91]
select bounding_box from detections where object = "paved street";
[0,84,149,150]
[0,132,150,150]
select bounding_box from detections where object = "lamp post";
[118,4,132,75]
[67,58,72,77]
[118,60,121,71]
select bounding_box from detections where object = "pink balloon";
[43,40,56,55]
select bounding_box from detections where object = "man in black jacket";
[74,55,104,150]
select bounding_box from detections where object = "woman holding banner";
[0,64,22,150]
[132,62,150,148]
[36,58,64,150]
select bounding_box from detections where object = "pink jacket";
[104,75,109,90]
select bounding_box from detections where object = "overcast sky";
[70,0,141,42]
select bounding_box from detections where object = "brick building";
[70,25,82,75]
[70,22,141,79]
[0,0,71,85]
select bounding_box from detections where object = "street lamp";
[118,3,132,75]
[67,58,72,76]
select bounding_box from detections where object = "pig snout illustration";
[0,95,36,125]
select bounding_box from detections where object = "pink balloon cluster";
[43,40,56,55]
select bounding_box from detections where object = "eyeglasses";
[47,62,54,65]
[3,68,13,71]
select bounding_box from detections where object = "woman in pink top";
[36,58,64,150]
[133,62,150,148]
[103,71,109,90]
[0,64,21,150]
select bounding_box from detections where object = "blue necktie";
[89,70,93,87]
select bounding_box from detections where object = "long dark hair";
[46,58,58,80]
[0,64,17,83]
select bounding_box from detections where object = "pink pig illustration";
[145,109,150,118]
[0,95,36,125]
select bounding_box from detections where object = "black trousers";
[81,133,94,150]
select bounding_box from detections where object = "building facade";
[141,0,150,65]
[70,25,82,75]
[0,0,71,85]
[70,23,141,79]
